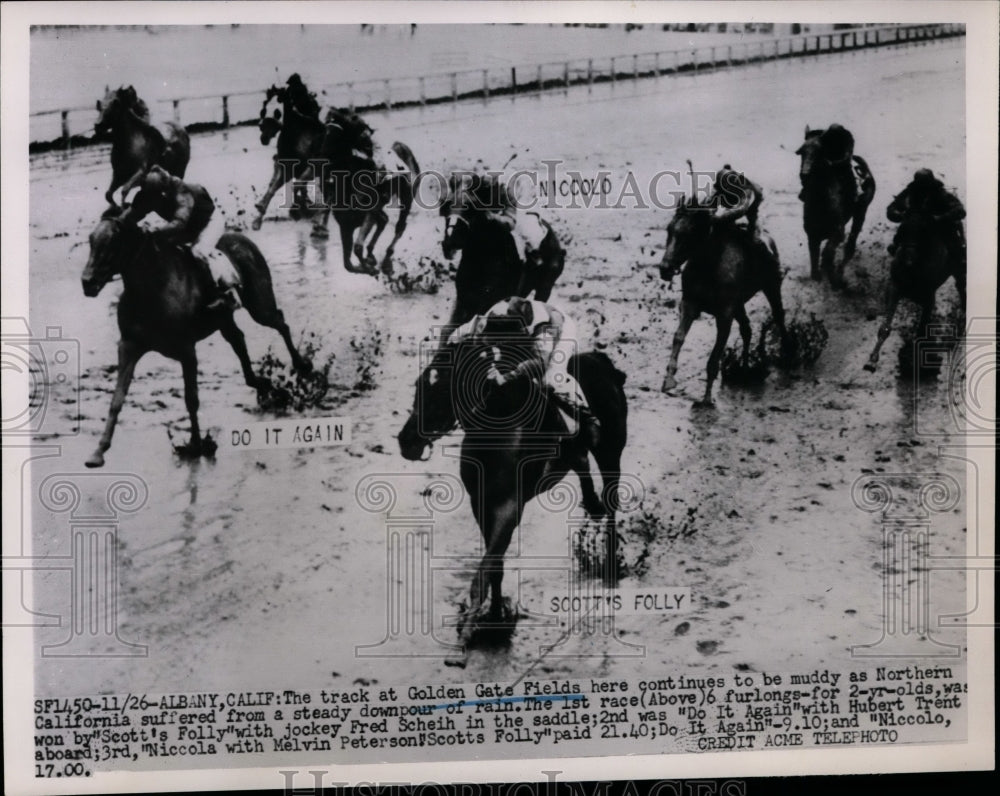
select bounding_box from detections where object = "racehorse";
[397,320,628,665]
[351,140,422,274]
[311,133,422,276]
[253,90,421,275]
[95,86,191,207]
[863,211,966,372]
[251,86,328,232]
[440,175,565,338]
[81,207,311,468]
[796,125,876,288]
[659,196,790,406]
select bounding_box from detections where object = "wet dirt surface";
[30,40,969,725]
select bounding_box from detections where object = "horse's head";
[660,196,712,280]
[95,86,124,133]
[398,344,459,461]
[440,173,509,259]
[81,207,130,297]
[95,85,144,134]
[795,126,826,186]
[259,111,282,145]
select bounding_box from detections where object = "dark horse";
[864,211,966,372]
[81,207,310,468]
[397,323,628,666]
[796,125,876,288]
[253,90,420,275]
[440,176,565,337]
[313,133,422,276]
[251,86,328,232]
[95,86,191,206]
[659,197,790,406]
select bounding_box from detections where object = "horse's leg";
[807,233,822,281]
[338,220,361,273]
[354,212,380,270]
[244,302,312,375]
[823,227,847,289]
[573,460,605,517]
[735,304,752,368]
[699,314,734,407]
[661,300,699,393]
[864,284,900,372]
[844,202,870,264]
[105,175,121,207]
[252,160,290,230]
[180,350,203,453]
[85,341,144,468]
[478,497,522,624]
[761,278,790,355]
[217,316,271,396]
[381,190,412,268]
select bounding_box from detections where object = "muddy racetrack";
[31,40,968,720]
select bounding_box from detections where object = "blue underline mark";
[431,694,586,711]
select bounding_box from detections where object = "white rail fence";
[30,23,964,151]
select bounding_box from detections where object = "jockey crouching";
[886,168,966,267]
[709,165,772,261]
[463,170,549,272]
[447,297,601,450]
[120,166,241,311]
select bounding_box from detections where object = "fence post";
[610,56,616,82]
[654,51,660,75]
[511,66,517,93]
[451,73,457,103]
[172,99,180,124]
[536,64,542,88]
[483,69,490,99]
[727,44,733,65]
[563,62,569,87]
[385,79,392,109]
[60,110,70,145]
[632,53,638,79]
[419,76,426,105]
[221,96,230,127]
[587,58,593,85]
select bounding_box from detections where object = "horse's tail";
[216,232,282,323]
[391,141,422,190]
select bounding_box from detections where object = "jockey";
[323,108,409,178]
[284,73,321,121]
[709,164,764,237]
[446,296,600,447]
[453,168,548,268]
[798,123,866,199]
[886,168,966,265]
[120,166,241,311]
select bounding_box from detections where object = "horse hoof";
[84,452,105,469]
[311,227,329,240]
[693,398,715,409]
[863,362,877,373]
[660,376,677,394]
[444,652,468,669]
[251,218,263,231]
